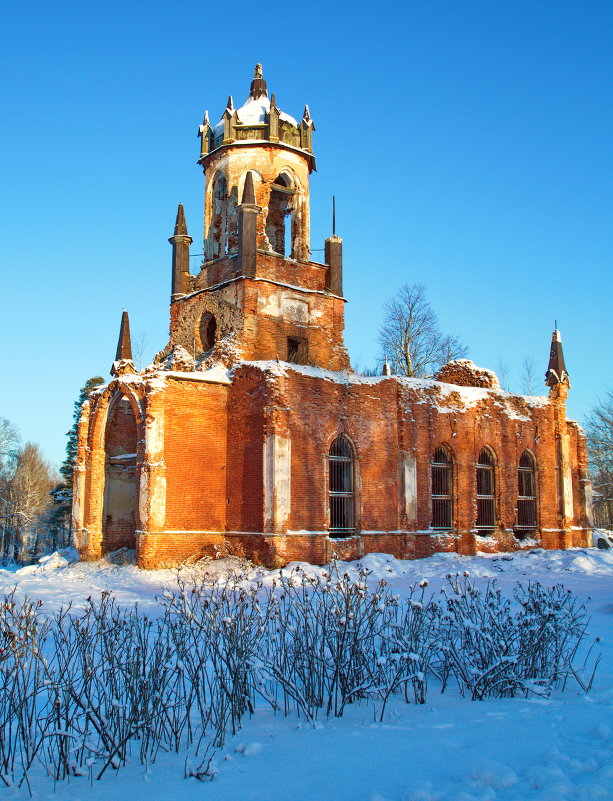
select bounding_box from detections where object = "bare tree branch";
[378,283,468,378]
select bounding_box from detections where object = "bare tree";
[496,359,511,392]
[132,329,149,370]
[585,390,613,529]
[520,355,537,395]
[8,443,56,562]
[378,283,468,377]
[0,417,19,469]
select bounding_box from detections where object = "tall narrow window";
[266,174,294,256]
[516,451,537,535]
[210,173,228,258]
[328,435,355,537]
[432,446,453,529]
[476,447,496,532]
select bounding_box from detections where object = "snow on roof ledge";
[233,360,550,418]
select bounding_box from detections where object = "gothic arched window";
[210,173,228,258]
[476,447,496,532]
[432,446,453,529]
[266,173,294,257]
[328,435,355,537]
[516,451,538,535]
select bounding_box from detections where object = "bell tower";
[163,64,350,372]
[198,63,315,264]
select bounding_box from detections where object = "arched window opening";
[266,174,294,257]
[516,451,537,536]
[432,446,453,529]
[226,185,238,254]
[210,173,228,259]
[102,395,137,553]
[199,312,217,351]
[476,447,496,533]
[328,435,355,538]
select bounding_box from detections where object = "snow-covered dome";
[203,64,313,161]
[235,95,298,127]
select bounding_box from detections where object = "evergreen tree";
[49,376,104,547]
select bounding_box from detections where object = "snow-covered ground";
[1,546,613,801]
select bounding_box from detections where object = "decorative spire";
[270,92,277,108]
[115,311,133,361]
[241,171,256,205]
[226,95,234,110]
[382,356,391,376]
[545,327,570,387]
[249,63,267,99]
[303,104,311,122]
[111,310,136,376]
[203,109,210,124]
[174,202,188,236]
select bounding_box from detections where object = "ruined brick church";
[72,65,593,568]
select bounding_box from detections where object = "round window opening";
[199,312,217,351]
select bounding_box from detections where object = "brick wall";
[163,379,228,532]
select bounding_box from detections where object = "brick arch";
[237,169,264,202]
[90,382,145,454]
[83,382,147,558]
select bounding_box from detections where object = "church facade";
[72,66,593,569]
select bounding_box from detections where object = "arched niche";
[198,311,217,352]
[102,393,138,553]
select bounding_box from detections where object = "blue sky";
[0,0,611,467]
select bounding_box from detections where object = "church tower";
[163,64,350,371]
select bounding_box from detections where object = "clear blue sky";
[1,0,611,468]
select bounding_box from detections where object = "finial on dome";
[250,63,267,99]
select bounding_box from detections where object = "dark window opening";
[266,174,294,257]
[476,447,496,533]
[210,173,228,259]
[329,435,355,537]
[199,312,217,351]
[287,337,307,364]
[516,451,537,537]
[432,446,453,529]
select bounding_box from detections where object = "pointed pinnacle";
[227,95,234,110]
[115,311,133,361]
[303,104,311,121]
[203,109,210,125]
[174,203,188,236]
[270,92,277,108]
[545,327,568,387]
[241,171,256,205]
